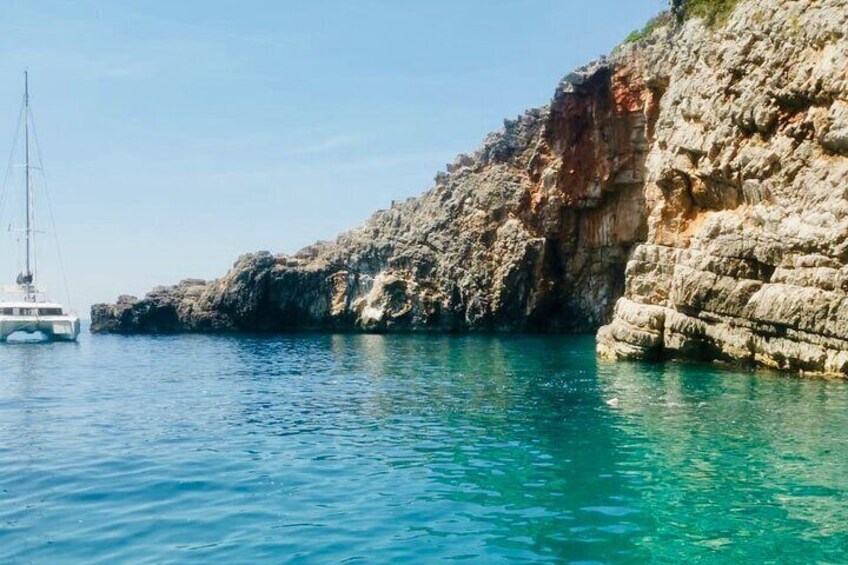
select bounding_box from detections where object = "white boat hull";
[0,314,80,341]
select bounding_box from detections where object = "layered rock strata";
[93,0,848,376]
[597,0,848,375]
[93,58,654,334]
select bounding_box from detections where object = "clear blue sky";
[0,0,665,313]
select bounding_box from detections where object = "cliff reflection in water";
[4,333,847,563]
[221,334,650,560]
[327,334,651,560]
[597,360,848,561]
[219,333,848,562]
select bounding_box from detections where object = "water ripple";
[1,333,847,562]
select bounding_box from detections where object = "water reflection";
[2,333,847,563]
[226,333,654,561]
[597,361,848,562]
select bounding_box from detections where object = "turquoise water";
[1,333,847,563]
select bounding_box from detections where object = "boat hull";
[0,315,80,341]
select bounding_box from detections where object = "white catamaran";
[0,72,79,342]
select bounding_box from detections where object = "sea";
[1,330,847,563]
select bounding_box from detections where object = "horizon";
[0,0,665,313]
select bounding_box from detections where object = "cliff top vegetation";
[621,0,741,46]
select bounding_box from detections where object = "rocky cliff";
[92,57,654,334]
[596,0,848,376]
[93,0,848,375]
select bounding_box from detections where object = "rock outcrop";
[597,0,848,376]
[94,0,848,376]
[93,58,654,334]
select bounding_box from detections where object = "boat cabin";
[0,301,79,341]
[0,302,66,317]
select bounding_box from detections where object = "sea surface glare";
[1,332,847,563]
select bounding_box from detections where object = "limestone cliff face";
[597,0,848,375]
[93,59,653,334]
[93,0,848,375]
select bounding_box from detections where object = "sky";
[0,0,665,315]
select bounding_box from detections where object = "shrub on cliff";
[677,0,740,27]
[619,0,740,49]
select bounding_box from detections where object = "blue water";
[1,332,847,563]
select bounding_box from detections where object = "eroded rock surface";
[93,0,848,376]
[597,0,848,375]
[93,58,654,334]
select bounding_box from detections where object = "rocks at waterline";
[596,0,848,375]
[93,0,848,376]
[93,58,652,334]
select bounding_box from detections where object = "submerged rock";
[93,0,848,377]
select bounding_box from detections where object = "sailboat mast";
[23,70,33,301]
